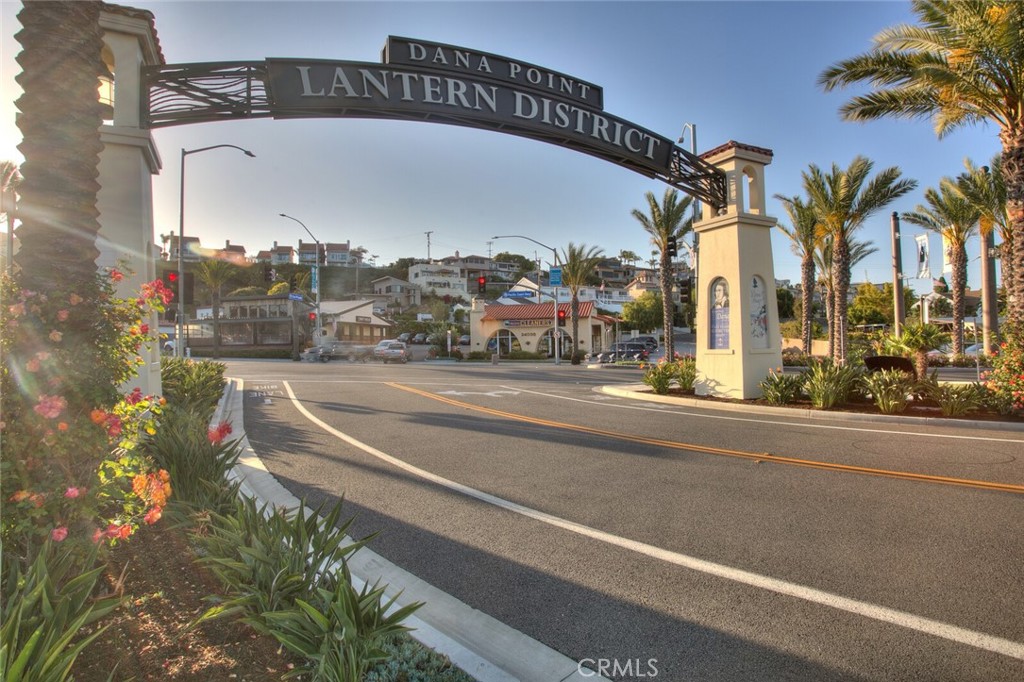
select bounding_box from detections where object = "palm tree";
[618,249,640,280]
[956,156,1011,346]
[801,157,916,362]
[195,259,238,359]
[560,242,605,363]
[899,322,950,381]
[775,194,820,354]
[631,188,693,360]
[819,0,1024,326]
[901,178,980,354]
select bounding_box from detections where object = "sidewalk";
[213,377,606,682]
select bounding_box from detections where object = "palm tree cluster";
[776,157,915,362]
[819,0,1024,328]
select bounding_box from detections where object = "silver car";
[374,340,410,364]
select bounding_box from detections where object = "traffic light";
[679,275,692,304]
[308,312,317,322]
[477,275,487,294]
[160,268,178,290]
[667,235,678,258]
[557,308,567,326]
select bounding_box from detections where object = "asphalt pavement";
[216,358,1024,675]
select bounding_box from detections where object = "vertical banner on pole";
[915,234,930,279]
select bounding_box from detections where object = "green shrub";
[194,497,372,626]
[918,374,985,417]
[262,565,422,681]
[759,370,805,405]
[674,357,697,391]
[861,369,914,414]
[642,362,675,395]
[364,634,475,682]
[0,542,120,682]
[144,407,242,512]
[803,359,862,409]
[160,358,226,417]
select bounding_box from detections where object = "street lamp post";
[177,144,255,358]
[493,234,561,365]
[279,213,322,343]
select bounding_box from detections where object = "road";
[226,359,1024,681]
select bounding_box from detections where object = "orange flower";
[132,474,148,498]
[144,507,162,525]
[51,527,68,542]
[90,409,107,425]
[57,422,69,432]
[69,293,83,306]
[9,490,31,503]
[49,330,63,343]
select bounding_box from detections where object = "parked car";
[374,340,410,364]
[627,335,659,350]
[397,332,412,343]
[411,333,428,344]
[458,334,471,346]
[588,342,650,363]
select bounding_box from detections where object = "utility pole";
[891,212,905,337]
[425,230,433,260]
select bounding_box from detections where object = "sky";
[0,0,1004,296]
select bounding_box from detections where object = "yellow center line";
[386,382,1024,495]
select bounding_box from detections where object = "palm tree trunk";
[950,243,967,355]
[822,281,834,358]
[11,1,109,422]
[14,0,105,294]
[661,253,675,360]
[1001,132,1024,329]
[832,237,851,363]
[800,256,815,354]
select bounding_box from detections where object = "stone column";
[694,142,783,399]
[96,7,164,395]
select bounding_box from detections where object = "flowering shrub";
[642,361,675,394]
[983,325,1024,415]
[1,267,174,564]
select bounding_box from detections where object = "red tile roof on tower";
[482,301,593,321]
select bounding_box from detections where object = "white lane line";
[282,380,1024,661]
[505,386,1024,444]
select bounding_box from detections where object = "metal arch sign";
[144,36,726,207]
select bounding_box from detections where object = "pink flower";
[56,309,69,321]
[139,323,149,335]
[144,507,162,525]
[110,269,124,282]
[64,487,81,499]
[33,394,67,419]
[125,387,143,405]
[26,358,40,372]
[51,527,68,542]
[8,302,24,316]
[92,528,104,544]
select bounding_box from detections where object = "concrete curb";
[212,378,607,682]
[600,383,1024,432]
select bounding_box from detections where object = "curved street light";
[279,213,322,342]
[177,144,255,357]
[493,234,561,365]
